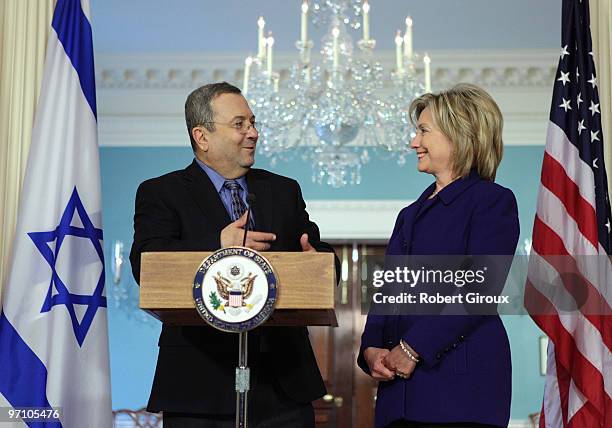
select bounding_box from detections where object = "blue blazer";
[358,171,519,428]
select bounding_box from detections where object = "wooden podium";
[139,251,338,327]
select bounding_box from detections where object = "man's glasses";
[200,120,258,134]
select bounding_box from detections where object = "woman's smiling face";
[410,107,454,179]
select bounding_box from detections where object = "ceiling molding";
[97,49,557,90]
[97,49,556,147]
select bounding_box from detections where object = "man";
[130,82,336,427]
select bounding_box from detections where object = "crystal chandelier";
[243,0,432,187]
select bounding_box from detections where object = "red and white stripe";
[229,291,243,307]
[527,121,612,427]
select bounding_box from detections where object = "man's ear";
[192,126,209,152]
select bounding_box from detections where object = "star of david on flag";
[28,187,107,347]
[0,0,112,426]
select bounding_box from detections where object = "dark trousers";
[163,404,314,428]
[386,421,501,428]
[163,363,314,428]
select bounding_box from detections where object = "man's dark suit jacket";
[130,160,332,415]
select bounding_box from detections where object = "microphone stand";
[236,194,255,428]
[236,332,249,428]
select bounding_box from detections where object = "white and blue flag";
[0,0,112,426]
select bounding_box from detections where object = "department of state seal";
[193,247,277,332]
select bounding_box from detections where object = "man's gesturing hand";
[300,233,316,252]
[220,212,276,250]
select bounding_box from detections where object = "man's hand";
[300,233,316,252]
[363,347,395,381]
[382,344,418,379]
[220,212,276,250]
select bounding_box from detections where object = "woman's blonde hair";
[408,83,503,181]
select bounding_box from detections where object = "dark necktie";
[223,180,254,230]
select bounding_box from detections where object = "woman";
[358,83,519,428]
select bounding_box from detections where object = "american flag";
[525,0,612,428]
[525,0,612,426]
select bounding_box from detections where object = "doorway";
[310,243,386,428]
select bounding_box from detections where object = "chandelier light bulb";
[301,1,309,44]
[394,31,403,45]
[404,16,413,59]
[362,1,370,41]
[266,34,275,77]
[424,53,431,92]
[243,57,253,95]
[395,30,404,73]
[257,17,266,58]
[332,27,340,71]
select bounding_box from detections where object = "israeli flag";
[0,0,112,426]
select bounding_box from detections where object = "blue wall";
[92,0,560,54]
[101,145,546,419]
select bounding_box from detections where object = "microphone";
[242,193,256,247]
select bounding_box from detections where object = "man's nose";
[246,125,258,139]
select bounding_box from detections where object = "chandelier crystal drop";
[244,0,432,187]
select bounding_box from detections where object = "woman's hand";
[363,347,396,381]
[383,344,418,379]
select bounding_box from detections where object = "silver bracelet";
[399,339,420,363]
